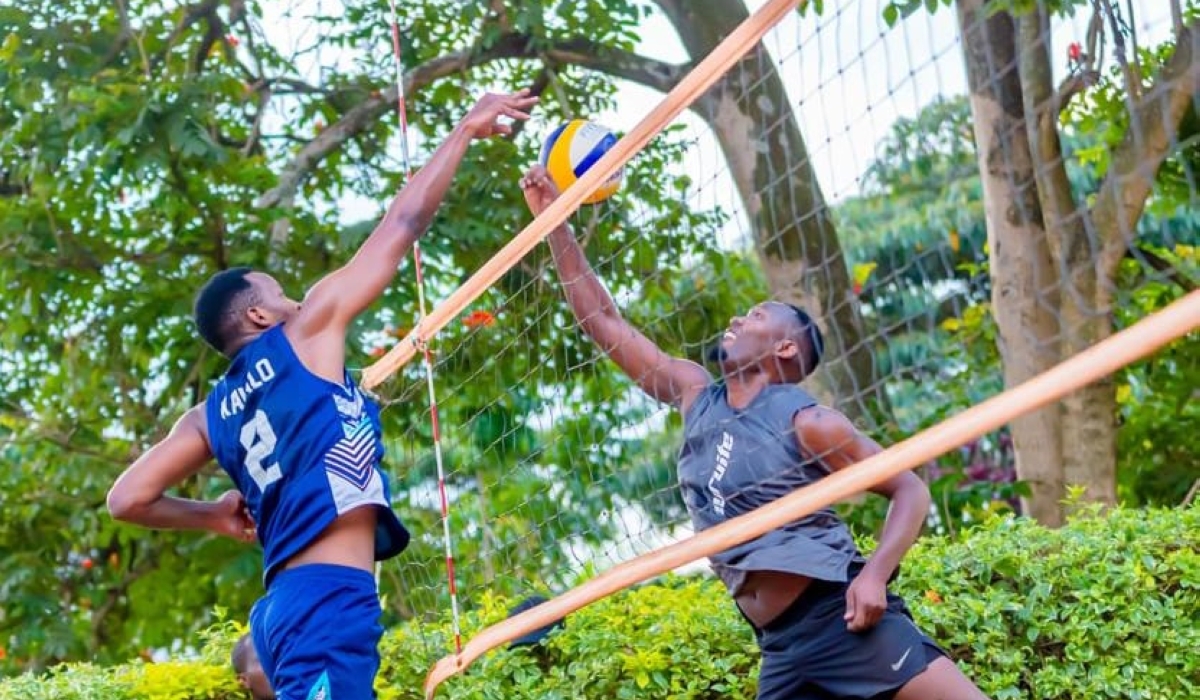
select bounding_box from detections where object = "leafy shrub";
[0,663,133,700]
[896,504,1200,699]
[3,506,1197,699]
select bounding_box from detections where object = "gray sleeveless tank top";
[678,382,865,595]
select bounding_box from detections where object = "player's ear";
[774,338,799,360]
[245,304,273,329]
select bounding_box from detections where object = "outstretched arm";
[107,406,256,542]
[521,165,710,410]
[794,406,930,632]
[292,90,539,340]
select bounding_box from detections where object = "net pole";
[422,289,1200,697]
[361,0,806,389]
[386,0,463,654]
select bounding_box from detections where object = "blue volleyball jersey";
[204,325,409,585]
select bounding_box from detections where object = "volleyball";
[538,119,624,204]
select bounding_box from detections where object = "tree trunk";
[957,0,1065,525]
[1078,19,1200,507]
[1017,7,1118,511]
[656,0,885,426]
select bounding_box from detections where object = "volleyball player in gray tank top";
[521,165,990,700]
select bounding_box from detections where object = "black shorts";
[746,577,948,700]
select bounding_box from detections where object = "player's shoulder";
[174,404,211,441]
[680,379,723,422]
[755,382,818,418]
[792,403,857,438]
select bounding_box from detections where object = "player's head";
[231,633,275,700]
[714,301,824,382]
[194,268,301,357]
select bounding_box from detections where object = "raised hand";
[519,164,561,216]
[460,89,539,139]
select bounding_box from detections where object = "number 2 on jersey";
[241,409,282,490]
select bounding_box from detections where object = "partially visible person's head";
[194,268,301,357]
[231,633,274,700]
[714,301,824,383]
[507,595,565,648]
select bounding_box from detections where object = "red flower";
[463,310,496,328]
[81,558,93,570]
[1068,42,1082,62]
[226,34,240,48]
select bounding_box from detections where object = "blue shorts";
[250,564,383,700]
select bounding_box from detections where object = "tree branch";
[1054,69,1102,115]
[543,38,688,94]
[151,0,221,73]
[0,178,28,196]
[1018,6,1083,268]
[98,0,134,69]
[1092,19,1200,282]
[1132,244,1198,291]
[89,544,159,653]
[256,34,688,212]
[256,33,523,210]
[1100,0,1142,102]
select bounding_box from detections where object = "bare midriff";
[283,506,378,573]
[735,569,812,629]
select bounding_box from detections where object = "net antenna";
[383,0,463,655]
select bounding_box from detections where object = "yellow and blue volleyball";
[538,119,623,204]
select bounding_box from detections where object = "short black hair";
[231,633,255,674]
[786,304,825,375]
[194,267,256,355]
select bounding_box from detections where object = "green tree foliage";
[0,0,736,669]
[3,0,1194,674]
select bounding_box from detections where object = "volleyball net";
[338,0,1199,694]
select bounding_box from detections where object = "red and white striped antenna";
[385,0,464,655]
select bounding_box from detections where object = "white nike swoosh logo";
[890,646,912,671]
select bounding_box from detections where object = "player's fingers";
[502,106,532,121]
[507,91,538,105]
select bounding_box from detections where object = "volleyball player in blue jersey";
[107,90,537,700]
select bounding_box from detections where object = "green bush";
[3,505,1197,699]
